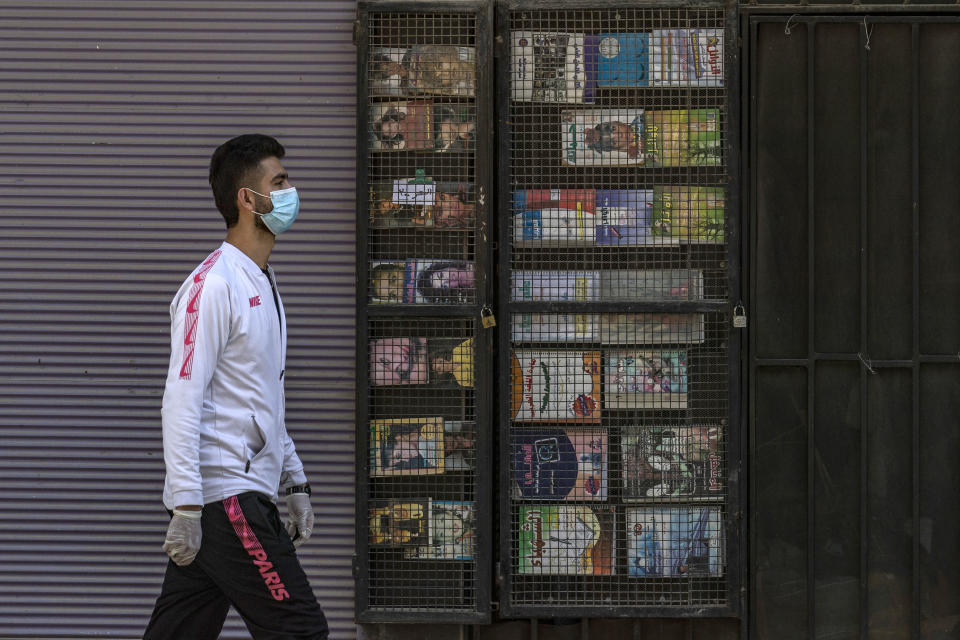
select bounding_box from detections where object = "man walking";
[144,134,328,639]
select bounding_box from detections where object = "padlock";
[732,304,747,328]
[481,305,496,329]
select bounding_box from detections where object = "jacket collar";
[219,241,274,280]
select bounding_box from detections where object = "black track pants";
[143,492,329,640]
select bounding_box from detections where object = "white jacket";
[161,241,307,509]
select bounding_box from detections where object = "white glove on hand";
[162,508,202,566]
[285,492,314,548]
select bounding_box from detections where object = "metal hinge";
[353,19,361,47]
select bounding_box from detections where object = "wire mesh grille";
[504,7,730,610]
[363,11,481,615]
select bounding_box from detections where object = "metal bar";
[507,0,726,10]
[505,605,738,618]
[755,356,920,367]
[357,610,490,624]
[859,17,871,640]
[505,301,730,313]
[739,8,960,19]
[806,20,816,639]
[911,21,922,640]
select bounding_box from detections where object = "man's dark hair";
[208,134,285,228]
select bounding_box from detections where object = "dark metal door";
[747,13,960,640]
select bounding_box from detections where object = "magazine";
[512,189,597,245]
[561,108,645,166]
[597,33,650,87]
[369,179,475,229]
[369,259,476,304]
[511,312,597,343]
[370,417,444,477]
[369,46,476,96]
[405,500,476,560]
[511,31,598,103]
[511,350,601,422]
[626,506,724,577]
[510,270,599,302]
[651,186,725,243]
[441,421,475,471]
[650,29,723,87]
[432,103,476,153]
[644,109,721,167]
[598,313,705,345]
[369,337,428,386]
[512,428,607,501]
[622,425,723,500]
[368,47,411,96]
[598,269,704,301]
[369,499,431,546]
[604,350,688,409]
[426,337,474,388]
[518,505,615,575]
[368,100,434,151]
[595,189,654,245]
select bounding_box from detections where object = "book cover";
[644,109,721,167]
[598,269,704,301]
[622,425,723,500]
[406,500,476,560]
[597,33,650,87]
[595,189,654,245]
[511,312,597,343]
[442,421,475,471]
[512,428,607,501]
[561,108,645,166]
[370,417,444,477]
[687,29,724,87]
[511,350,602,422]
[369,337,428,386]
[626,506,724,577]
[511,270,599,302]
[427,337,474,388]
[370,259,475,304]
[604,350,688,409]
[368,47,411,96]
[518,505,615,575]
[405,45,476,96]
[513,189,597,245]
[651,186,725,243]
[511,31,598,103]
[432,103,476,153]
[369,179,475,229]
[369,100,434,151]
[369,499,431,546]
[598,313,705,345]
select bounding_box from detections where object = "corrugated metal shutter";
[0,1,357,638]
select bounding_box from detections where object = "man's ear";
[236,187,255,214]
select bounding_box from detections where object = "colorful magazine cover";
[441,421,476,471]
[598,313,705,345]
[406,501,476,560]
[369,179,475,229]
[369,259,476,304]
[370,417,444,477]
[511,350,602,422]
[511,312,597,343]
[622,426,723,500]
[368,46,476,97]
[511,270,599,302]
[432,103,476,153]
[604,350,688,409]
[518,505,615,575]
[561,108,645,166]
[511,31,598,103]
[626,506,724,577]
[595,189,654,245]
[512,428,607,501]
[597,33,650,87]
[598,269,704,302]
[650,29,723,87]
[369,499,431,546]
[651,186,725,243]
[512,189,597,245]
[687,29,724,87]
[427,337,474,388]
[368,47,411,96]
[644,109,721,167]
[369,100,434,151]
[369,337,428,386]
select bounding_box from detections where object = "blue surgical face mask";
[246,186,300,235]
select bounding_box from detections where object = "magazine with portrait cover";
[512,428,608,501]
[597,33,650,87]
[510,350,602,422]
[595,189,654,245]
[405,500,476,560]
[598,269,704,302]
[369,46,476,97]
[368,100,434,151]
[626,506,724,577]
[426,337,474,388]
[369,259,476,304]
[621,425,723,500]
[650,29,723,87]
[368,498,431,547]
[368,47,411,96]
[561,108,645,166]
[651,186,725,243]
[440,420,475,471]
[511,312,597,343]
[369,179,475,229]
[369,337,428,386]
[518,505,615,575]
[644,109,721,167]
[432,103,476,153]
[370,417,444,477]
[510,270,599,302]
[604,350,688,409]
[511,31,598,103]
[512,189,597,245]
[598,313,705,345]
